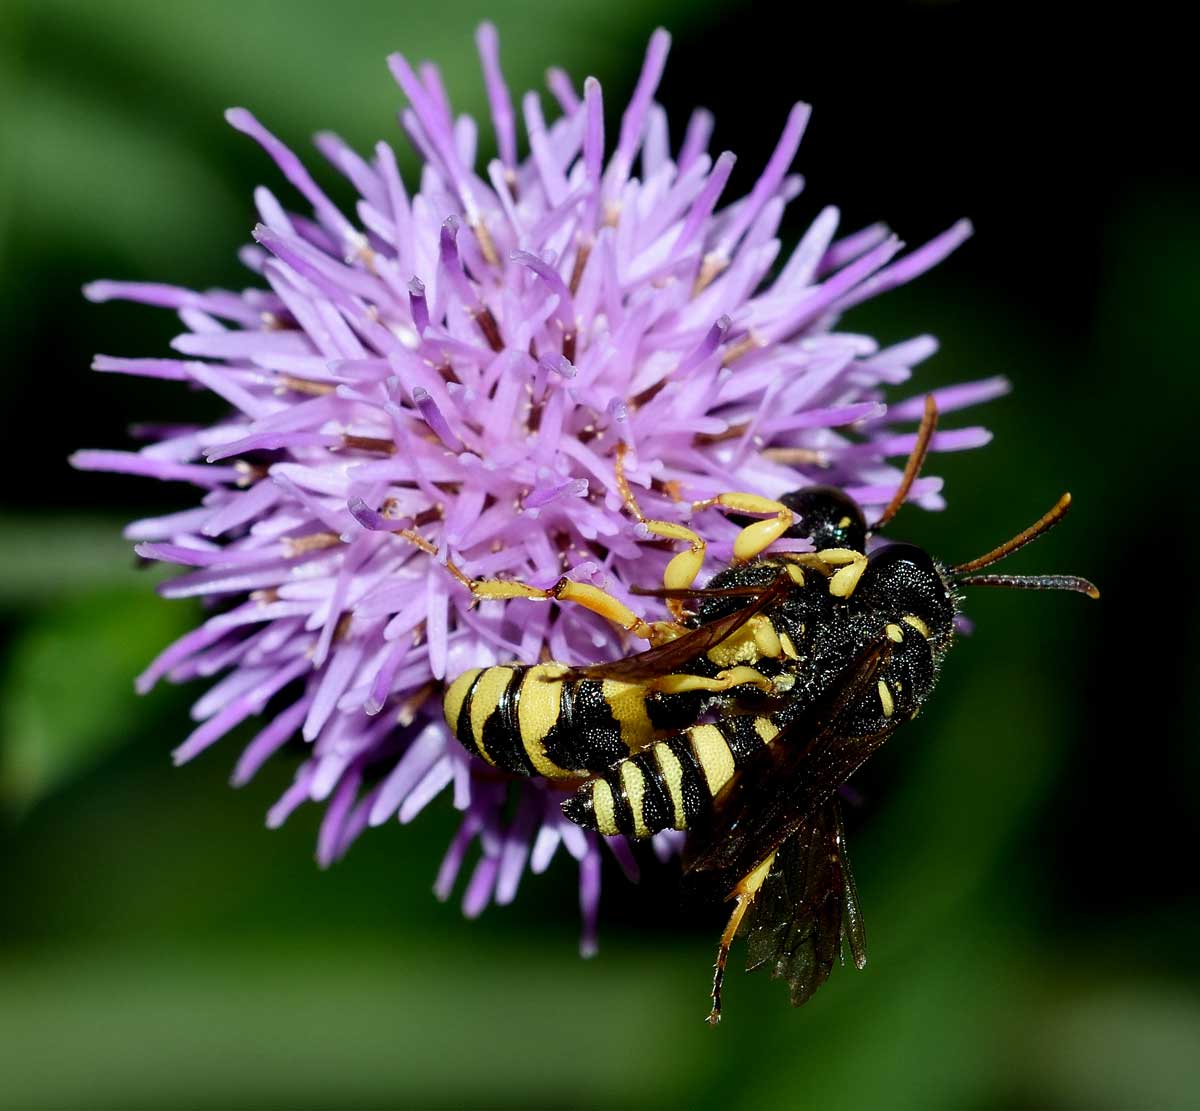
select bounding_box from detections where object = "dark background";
[2,1,1195,1107]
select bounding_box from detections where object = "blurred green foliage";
[2,1,1196,1108]
[0,578,188,813]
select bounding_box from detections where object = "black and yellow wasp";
[439,398,1098,1022]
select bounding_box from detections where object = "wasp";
[437,398,1098,1022]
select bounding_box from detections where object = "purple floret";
[72,25,1004,953]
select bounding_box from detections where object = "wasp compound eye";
[779,486,868,553]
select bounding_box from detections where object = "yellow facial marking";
[443,668,480,733]
[689,724,736,795]
[779,632,799,659]
[902,614,931,639]
[619,761,650,838]
[754,717,781,744]
[885,623,904,643]
[591,779,619,835]
[602,679,657,751]
[653,743,687,830]
[877,680,895,719]
[837,516,852,529]
[468,667,514,765]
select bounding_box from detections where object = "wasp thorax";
[858,542,956,647]
[779,486,868,553]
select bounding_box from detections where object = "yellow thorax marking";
[705,615,781,667]
[877,680,895,718]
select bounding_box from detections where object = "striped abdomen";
[561,714,781,838]
[442,662,701,779]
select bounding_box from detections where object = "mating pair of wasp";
[439,398,1097,1022]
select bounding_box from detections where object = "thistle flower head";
[73,25,1004,954]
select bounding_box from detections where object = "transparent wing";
[742,798,867,1007]
[682,633,895,881]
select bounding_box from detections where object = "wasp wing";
[571,569,792,682]
[683,632,896,881]
[742,798,867,1007]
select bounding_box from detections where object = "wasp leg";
[397,527,672,645]
[615,444,709,622]
[468,577,673,644]
[812,548,869,598]
[785,547,870,599]
[691,493,795,564]
[645,666,776,696]
[708,853,775,1025]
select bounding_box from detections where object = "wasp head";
[779,485,868,553]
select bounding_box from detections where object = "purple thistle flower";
[72,25,1005,954]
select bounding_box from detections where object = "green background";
[2,1,1195,1107]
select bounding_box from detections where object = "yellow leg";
[813,548,869,598]
[784,548,870,599]
[615,444,709,621]
[690,493,795,563]
[615,447,799,621]
[467,577,669,643]
[645,666,776,696]
[397,527,672,645]
[708,852,775,1025]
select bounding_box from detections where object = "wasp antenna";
[872,394,938,532]
[955,572,1100,599]
[951,492,1073,574]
